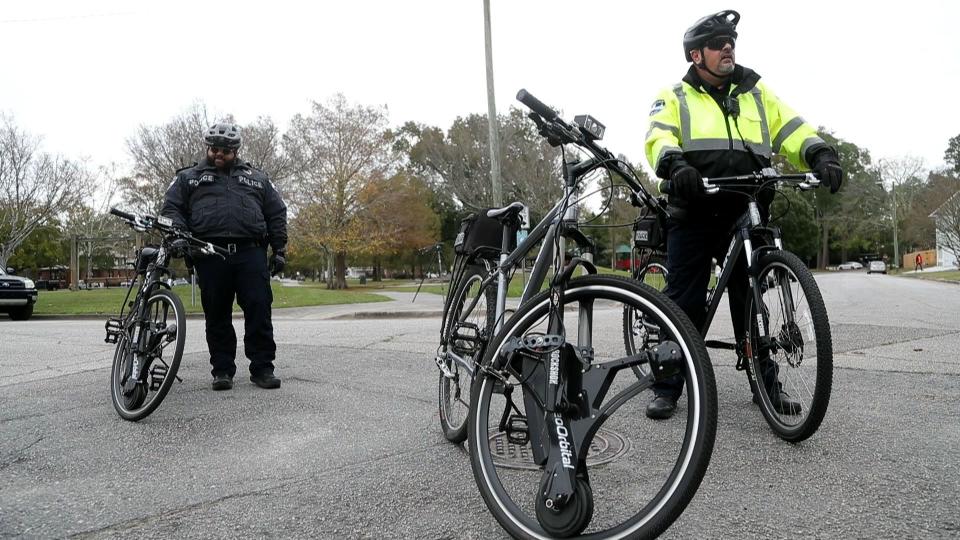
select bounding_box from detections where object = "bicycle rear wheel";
[439,264,495,443]
[470,275,716,539]
[110,288,186,421]
[623,260,669,378]
[744,251,832,442]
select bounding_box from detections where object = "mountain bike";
[104,208,226,421]
[437,90,717,539]
[673,171,833,442]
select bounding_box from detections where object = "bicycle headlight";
[573,115,605,141]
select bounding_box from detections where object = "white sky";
[1,0,958,179]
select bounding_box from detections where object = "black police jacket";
[161,157,287,252]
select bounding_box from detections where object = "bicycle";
[437,90,717,539]
[104,208,226,421]
[625,170,833,442]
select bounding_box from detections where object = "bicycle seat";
[486,202,525,222]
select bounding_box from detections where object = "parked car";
[867,260,887,274]
[837,261,864,270]
[0,267,39,320]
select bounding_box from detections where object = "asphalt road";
[1,273,958,538]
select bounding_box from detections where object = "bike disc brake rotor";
[535,479,594,538]
[777,321,804,366]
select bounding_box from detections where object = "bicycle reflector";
[573,115,605,141]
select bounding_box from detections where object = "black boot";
[250,371,281,389]
[645,395,677,420]
[212,373,233,391]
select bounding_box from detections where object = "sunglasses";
[704,36,736,50]
[208,146,236,155]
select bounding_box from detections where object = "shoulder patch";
[649,99,666,116]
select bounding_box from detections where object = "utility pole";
[892,180,900,267]
[483,0,503,206]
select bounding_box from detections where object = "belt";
[203,238,263,254]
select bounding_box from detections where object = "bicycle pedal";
[506,415,529,445]
[104,318,123,344]
[451,321,482,355]
[150,364,168,391]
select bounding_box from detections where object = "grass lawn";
[905,269,960,283]
[384,265,637,298]
[32,281,390,316]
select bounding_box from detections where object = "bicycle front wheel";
[469,275,716,539]
[744,251,832,442]
[110,288,186,421]
[439,264,495,443]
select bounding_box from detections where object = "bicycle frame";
[697,174,818,351]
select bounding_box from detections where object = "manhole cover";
[488,427,631,470]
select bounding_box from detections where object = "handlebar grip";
[110,207,135,221]
[516,89,558,122]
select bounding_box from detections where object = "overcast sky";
[2,0,958,180]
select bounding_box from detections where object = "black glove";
[269,250,286,277]
[168,237,190,258]
[812,152,844,194]
[670,165,704,200]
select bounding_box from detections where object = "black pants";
[654,215,753,399]
[194,246,276,378]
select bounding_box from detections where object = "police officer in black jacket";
[161,123,287,391]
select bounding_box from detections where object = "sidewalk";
[272,290,447,320]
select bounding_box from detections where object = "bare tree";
[122,103,211,215]
[404,109,562,215]
[0,115,95,270]
[122,104,289,215]
[63,165,127,283]
[878,156,926,266]
[284,94,396,289]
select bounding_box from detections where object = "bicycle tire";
[110,288,186,421]
[439,265,495,443]
[623,261,669,379]
[744,251,832,442]
[469,274,716,539]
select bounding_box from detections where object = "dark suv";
[0,267,39,320]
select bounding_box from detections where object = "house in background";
[930,190,960,269]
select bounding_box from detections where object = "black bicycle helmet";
[683,10,740,62]
[203,122,242,149]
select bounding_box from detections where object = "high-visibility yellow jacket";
[645,65,828,208]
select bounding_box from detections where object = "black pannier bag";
[632,208,666,250]
[454,210,517,261]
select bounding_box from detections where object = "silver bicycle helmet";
[203,123,242,149]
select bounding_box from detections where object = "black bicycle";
[624,170,833,442]
[437,90,717,539]
[104,208,225,421]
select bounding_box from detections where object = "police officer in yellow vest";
[643,10,844,419]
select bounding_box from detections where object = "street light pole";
[483,0,503,206]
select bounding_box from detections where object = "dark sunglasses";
[704,36,736,50]
[208,146,236,155]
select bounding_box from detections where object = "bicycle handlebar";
[516,89,560,123]
[660,171,821,197]
[109,207,229,257]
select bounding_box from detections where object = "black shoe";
[212,374,233,391]
[250,372,281,389]
[645,395,677,420]
[753,390,802,415]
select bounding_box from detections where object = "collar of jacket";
[682,64,761,96]
[197,156,250,174]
